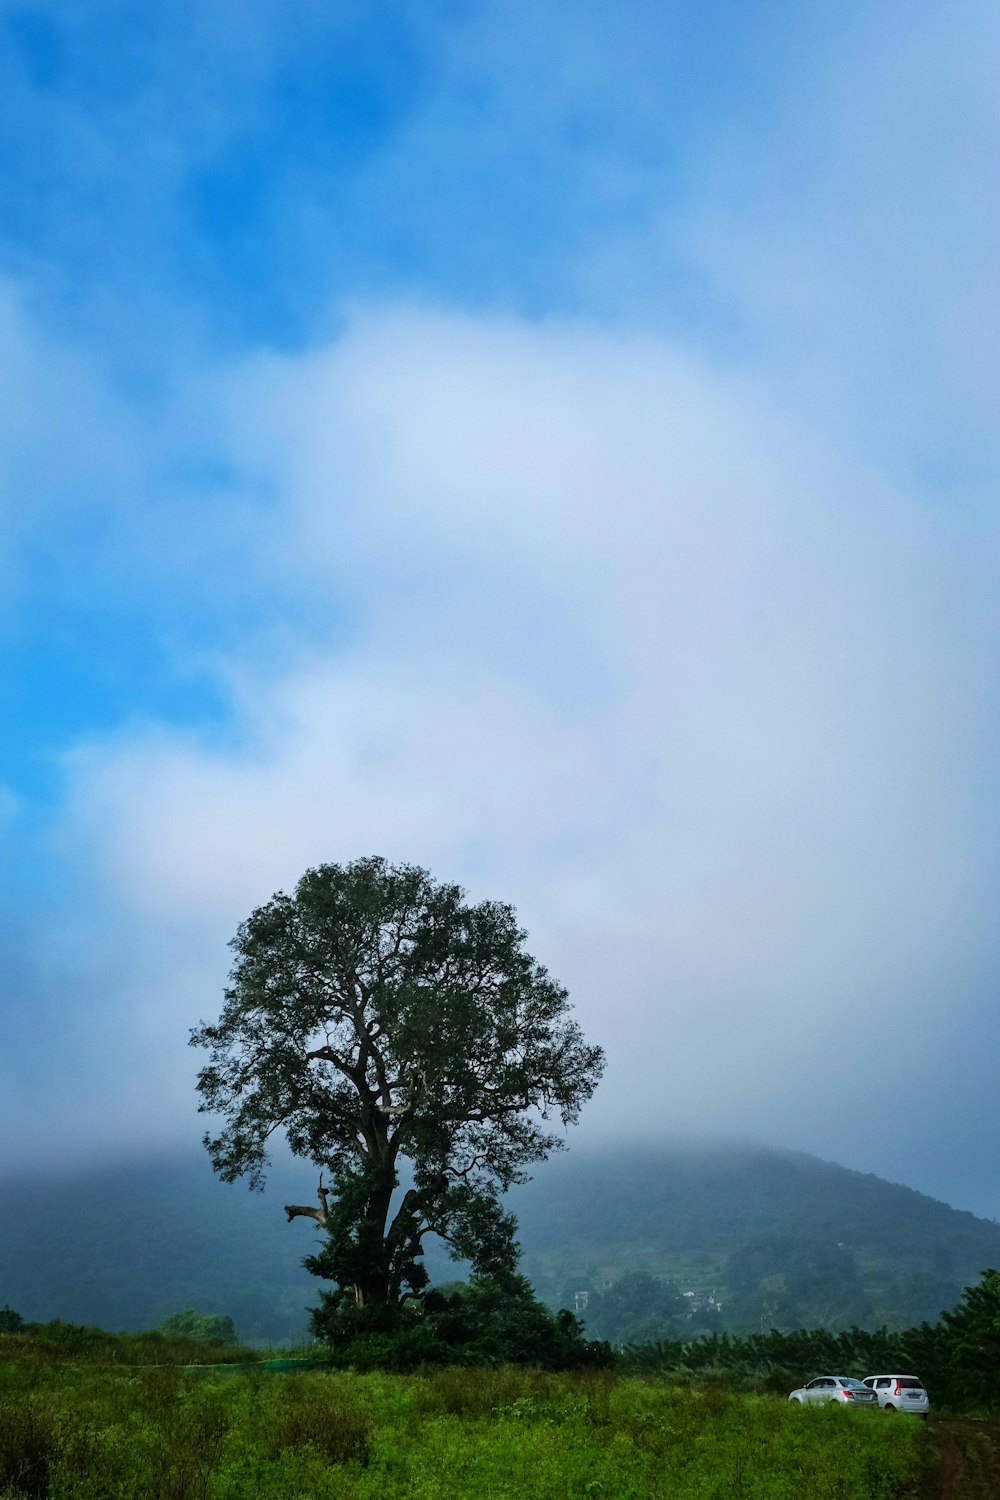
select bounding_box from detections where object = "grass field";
[0,1359,926,1499]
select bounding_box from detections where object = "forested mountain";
[0,1150,317,1344]
[513,1143,1000,1342]
[1,1142,996,1345]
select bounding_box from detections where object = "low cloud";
[37,305,999,1197]
[4,0,1000,1212]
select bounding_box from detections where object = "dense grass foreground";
[0,1362,924,1500]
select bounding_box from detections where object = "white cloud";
[672,0,1000,486]
[48,304,997,1173]
[6,0,1000,1207]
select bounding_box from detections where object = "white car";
[862,1375,929,1415]
[788,1376,879,1406]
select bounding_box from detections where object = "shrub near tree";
[191,857,605,1359]
[326,1275,614,1371]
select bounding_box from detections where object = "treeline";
[0,1303,253,1369]
[5,1270,1000,1415]
[0,1277,614,1375]
[621,1268,1000,1413]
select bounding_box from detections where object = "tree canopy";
[191,857,604,1328]
[158,1308,238,1345]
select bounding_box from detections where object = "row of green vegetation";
[568,1234,966,1344]
[7,1265,999,1406]
[620,1268,1000,1416]
[0,1275,612,1376]
[0,1348,924,1500]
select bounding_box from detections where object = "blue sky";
[3,0,1000,1217]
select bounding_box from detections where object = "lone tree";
[191,857,604,1331]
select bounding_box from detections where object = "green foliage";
[191,856,604,1324]
[0,1305,24,1334]
[725,1235,873,1333]
[513,1142,1000,1335]
[0,1150,317,1345]
[939,1266,1000,1410]
[583,1271,699,1344]
[0,1395,55,1497]
[2,1141,997,1342]
[0,1318,251,1370]
[312,1274,614,1372]
[0,1356,924,1499]
[159,1308,239,1345]
[618,1269,1000,1414]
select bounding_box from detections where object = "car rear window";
[897,1379,924,1390]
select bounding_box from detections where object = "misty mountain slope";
[512,1143,1000,1334]
[0,1150,320,1344]
[1,1143,997,1342]
[516,1142,1000,1259]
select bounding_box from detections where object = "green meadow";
[0,1350,924,1500]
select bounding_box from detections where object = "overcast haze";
[2,0,1000,1218]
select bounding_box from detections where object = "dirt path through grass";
[925,1419,1000,1499]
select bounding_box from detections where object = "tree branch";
[304,1043,354,1078]
[284,1174,332,1229]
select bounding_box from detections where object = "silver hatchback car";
[862,1375,929,1415]
[788,1376,879,1406]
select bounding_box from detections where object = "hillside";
[1,1142,996,1344]
[0,1150,317,1344]
[513,1143,1000,1340]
